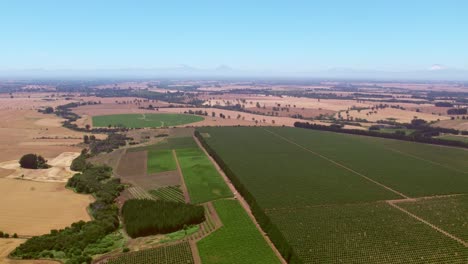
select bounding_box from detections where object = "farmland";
[92,113,204,128]
[197,126,468,263]
[197,199,281,264]
[176,147,232,204]
[103,242,194,264]
[147,149,177,173]
[397,195,468,241]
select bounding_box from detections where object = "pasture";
[197,126,468,263]
[92,113,204,128]
[147,149,177,173]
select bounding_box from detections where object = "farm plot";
[265,127,468,197]
[197,199,281,264]
[397,195,468,241]
[150,186,185,203]
[197,126,468,263]
[92,113,204,128]
[176,147,232,204]
[147,149,177,174]
[103,242,194,264]
[198,127,399,209]
[266,202,467,263]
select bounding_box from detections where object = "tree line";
[293,122,468,148]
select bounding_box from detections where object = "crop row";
[104,242,194,264]
[150,186,185,203]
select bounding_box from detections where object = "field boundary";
[383,146,467,174]
[193,134,287,264]
[387,200,467,247]
[264,128,409,199]
[173,150,191,203]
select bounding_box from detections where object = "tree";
[83,135,90,144]
[19,154,50,169]
[85,124,91,130]
[44,107,54,114]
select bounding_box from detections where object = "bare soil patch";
[0,178,93,236]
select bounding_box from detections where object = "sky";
[1,0,468,73]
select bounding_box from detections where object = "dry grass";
[342,108,449,123]
[0,109,89,163]
[0,178,93,236]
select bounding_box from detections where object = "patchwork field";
[92,113,204,128]
[197,126,468,263]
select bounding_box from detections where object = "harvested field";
[434,119,468,131]
[342,108,449,123]
[92,113,204,128]
[0,109,90,163]
[0,178,93,236]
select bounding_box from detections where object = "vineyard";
[147,149,177,173]
[197,199,281,264]
[103,242,194,264]
[397,195,468,241]
[267,202,467,263]
[196,126,468,263]
[150,186,185,203]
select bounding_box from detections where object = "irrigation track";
[172,150,191,203]
[387,201,467,247]
[382,145,467,174]
[264,128,409,199]
[193,134,287,264]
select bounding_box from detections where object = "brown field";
[115,150,180,190]
[0,239,59,264]
[0,178,93,236]
[434,119,468,131]
[342,108,449,123]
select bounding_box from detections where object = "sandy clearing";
[0,152,80,183]
[0,178,93,236]
[0,239,59,264]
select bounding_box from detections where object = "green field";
[197,126,468,263]
[92,113,204,128]
[267,202,467,263]
[104,242,194,264]
[398,195,468,241]
[147,149,177,173]
[176,148,232,204]
[437,134,468,143]
[197,199,281,264]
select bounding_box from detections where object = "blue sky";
[1,0,467,72]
